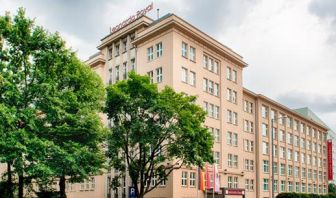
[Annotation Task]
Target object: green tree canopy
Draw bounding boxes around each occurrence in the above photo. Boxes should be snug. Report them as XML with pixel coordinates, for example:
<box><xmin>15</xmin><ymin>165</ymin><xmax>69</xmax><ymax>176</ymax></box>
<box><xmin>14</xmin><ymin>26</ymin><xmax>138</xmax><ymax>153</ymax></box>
<box><xmin>105</xmin><ymin>72</ymin><xmax>214</xmax><ymax>198</ymax></box>
<box><xmin>0</xmin><ymin>8</ymin><xmax>106</xmax><ymax>198</ymax></box>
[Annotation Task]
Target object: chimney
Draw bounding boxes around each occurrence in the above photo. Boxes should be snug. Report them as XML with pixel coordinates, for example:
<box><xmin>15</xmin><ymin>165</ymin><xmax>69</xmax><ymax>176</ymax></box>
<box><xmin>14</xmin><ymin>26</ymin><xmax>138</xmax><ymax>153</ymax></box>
<box><xmin>157</xmin><ymin>8</ymin><xmax>160</xmax><ymax>19</ymax></box>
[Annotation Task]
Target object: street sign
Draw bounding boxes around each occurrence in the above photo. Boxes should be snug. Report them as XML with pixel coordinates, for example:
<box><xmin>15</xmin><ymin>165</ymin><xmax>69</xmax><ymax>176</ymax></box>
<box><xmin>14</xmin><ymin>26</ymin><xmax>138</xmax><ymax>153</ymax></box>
<box><xmin>129</xmin><ymin>186</ymin><xmax>137</xmax><ymax>198</ymax></box>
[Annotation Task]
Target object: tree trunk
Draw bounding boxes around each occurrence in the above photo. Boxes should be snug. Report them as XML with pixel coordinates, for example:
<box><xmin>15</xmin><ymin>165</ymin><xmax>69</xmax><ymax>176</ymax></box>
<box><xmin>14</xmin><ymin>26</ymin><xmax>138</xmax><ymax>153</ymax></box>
<box><xmin>59</xmin><ymin>176</ymin><xmax>67</xmax><ymax>198</ymax></box>
<box><xmin>7</xmin><ymin>162</ymin><xmax>13</xmax><ymax>198</ymax></box>
<box><xmin>18</xmin><ymin>175</ymin><xmax>24</xmax><ymax>198</ymax></box>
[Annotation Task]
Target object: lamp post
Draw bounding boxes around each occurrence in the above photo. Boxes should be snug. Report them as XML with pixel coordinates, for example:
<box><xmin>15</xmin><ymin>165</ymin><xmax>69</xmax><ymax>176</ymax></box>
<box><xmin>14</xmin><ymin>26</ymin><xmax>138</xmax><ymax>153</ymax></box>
<box><xmin>271</xmin><ymin>115</ymin><xmax>287</xmax><ymax>198</ymax></box>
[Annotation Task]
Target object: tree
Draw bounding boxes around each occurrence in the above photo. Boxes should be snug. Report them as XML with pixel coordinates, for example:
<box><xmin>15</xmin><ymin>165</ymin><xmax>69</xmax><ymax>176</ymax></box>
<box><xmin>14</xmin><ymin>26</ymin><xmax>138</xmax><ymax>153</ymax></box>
<box><xmin>329</xmin><ymin>183</ymin><xmax>336</xmax><ymax>194</ymax></box>
<box><xmin>105</xmin><ymin>72</ymin><xmax>214</xmax><ymax>198</ymax></box>
<box><xmin>0</xmin><ymin>8</ymin><xmax>106</xmax><ymax>198</ymax></box>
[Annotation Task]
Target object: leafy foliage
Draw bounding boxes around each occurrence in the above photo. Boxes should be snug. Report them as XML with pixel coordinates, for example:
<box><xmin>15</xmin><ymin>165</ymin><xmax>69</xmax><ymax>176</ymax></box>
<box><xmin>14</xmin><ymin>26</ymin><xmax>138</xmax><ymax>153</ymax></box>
<box><xmin>105</xmin><ymin>72</ymin><xmax>214</xmax><ymax>197</ymax></box>
<box><xmin>0</xmin><ymin>8</ymin><xmax>106</xmax><ymax>197</ymax></box>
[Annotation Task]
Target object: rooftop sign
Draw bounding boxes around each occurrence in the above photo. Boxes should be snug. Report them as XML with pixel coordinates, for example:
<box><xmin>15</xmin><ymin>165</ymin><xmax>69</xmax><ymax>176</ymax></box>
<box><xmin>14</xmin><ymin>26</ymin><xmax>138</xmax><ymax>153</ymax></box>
<box><xmin>109</xmin><ymin>3</ymin><xmax>154</xmax><ymax>34</ymax></box>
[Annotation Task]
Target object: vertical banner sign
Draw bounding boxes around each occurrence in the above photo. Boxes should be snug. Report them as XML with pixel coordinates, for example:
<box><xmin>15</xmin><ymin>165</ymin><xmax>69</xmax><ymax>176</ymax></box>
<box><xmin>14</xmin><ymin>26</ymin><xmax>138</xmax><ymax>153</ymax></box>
<box><xmin>328</xmin><ymin>139</ymin><xmax>333</xmax><ymax>180</ymax></box>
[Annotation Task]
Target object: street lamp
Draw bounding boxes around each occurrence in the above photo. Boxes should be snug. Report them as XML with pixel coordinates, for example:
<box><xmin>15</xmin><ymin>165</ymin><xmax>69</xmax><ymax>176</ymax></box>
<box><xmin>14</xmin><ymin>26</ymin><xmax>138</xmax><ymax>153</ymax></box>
<box><xmin>271</xmin><ymin>115</ymin><xmax>287</xmax><ymax>198</ymax></box>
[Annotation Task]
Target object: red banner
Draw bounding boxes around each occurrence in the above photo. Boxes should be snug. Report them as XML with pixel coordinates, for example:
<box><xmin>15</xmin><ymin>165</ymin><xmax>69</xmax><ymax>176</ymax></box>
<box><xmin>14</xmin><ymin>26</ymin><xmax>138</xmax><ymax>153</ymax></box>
<box><xmin>328</xmin><ymin>140</ymin><xmax>333</xmax><ymax>180</ymax></box>
<box><xmin>226</xmin><ymin>189</ymin><xmax>244</xmax><ymax>195</ymax></box>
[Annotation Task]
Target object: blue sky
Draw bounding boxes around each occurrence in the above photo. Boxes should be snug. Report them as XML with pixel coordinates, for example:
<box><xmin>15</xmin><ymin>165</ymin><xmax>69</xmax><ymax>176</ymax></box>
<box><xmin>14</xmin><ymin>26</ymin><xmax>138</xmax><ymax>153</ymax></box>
<box><xmin>1</xmin><ymin>0</ymin><xmax>336</xmax><ymax>131</ymax></box>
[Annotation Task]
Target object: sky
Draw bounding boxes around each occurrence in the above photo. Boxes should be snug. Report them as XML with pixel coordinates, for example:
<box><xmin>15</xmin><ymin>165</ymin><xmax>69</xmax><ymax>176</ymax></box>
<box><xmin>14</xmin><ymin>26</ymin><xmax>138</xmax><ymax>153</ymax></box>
<box><xmin>1</xmin><ymin>0</ymin><xmax>336</xmax><ymax>131</ymax></box>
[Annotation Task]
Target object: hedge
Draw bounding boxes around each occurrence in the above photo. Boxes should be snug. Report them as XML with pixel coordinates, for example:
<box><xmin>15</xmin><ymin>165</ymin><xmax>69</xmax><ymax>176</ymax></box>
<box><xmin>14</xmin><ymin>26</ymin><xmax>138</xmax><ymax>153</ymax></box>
<box><xmin>276</xmin><ymin>193</ymin><xmax>336</xmax><ymax>198</ymax></box>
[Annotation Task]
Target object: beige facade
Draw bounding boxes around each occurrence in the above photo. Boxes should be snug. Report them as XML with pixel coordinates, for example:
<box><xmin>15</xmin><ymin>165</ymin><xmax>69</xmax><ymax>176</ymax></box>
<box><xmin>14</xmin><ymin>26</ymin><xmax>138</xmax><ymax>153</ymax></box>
<box><xmin>0</xmin><ymin>13</ymin><xmax>322</xmax><ymax>198</ymax></box>
<box><xmin>74</xmin><ymin>13</ymin><xmax>329</xmax><ymax>198</ymax></box>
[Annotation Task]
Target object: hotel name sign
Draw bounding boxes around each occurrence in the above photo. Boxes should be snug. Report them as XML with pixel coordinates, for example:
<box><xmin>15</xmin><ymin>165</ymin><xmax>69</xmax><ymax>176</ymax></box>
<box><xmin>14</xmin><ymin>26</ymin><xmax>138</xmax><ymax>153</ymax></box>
<box><xmin>110</xmin><ymin>3</ymin><xmax>154</xmax><ymax>34</ymax></box>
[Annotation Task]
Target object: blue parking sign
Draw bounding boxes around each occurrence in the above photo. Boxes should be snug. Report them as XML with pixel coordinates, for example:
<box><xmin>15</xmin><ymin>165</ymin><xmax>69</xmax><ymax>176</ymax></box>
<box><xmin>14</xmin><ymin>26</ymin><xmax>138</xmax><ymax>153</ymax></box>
<box><xmin>129</xmin><ymin>186</ymin><xmax>137</xmax><ymax>198</ymax></box>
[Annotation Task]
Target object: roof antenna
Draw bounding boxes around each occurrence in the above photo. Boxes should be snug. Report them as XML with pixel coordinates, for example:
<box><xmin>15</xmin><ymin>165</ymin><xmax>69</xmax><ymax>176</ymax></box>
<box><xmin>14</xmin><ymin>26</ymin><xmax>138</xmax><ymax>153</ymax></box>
<box><xmin>157</xmin><ymin>8</ymin><xmax>160</xmax><ymax>19</ymax></box>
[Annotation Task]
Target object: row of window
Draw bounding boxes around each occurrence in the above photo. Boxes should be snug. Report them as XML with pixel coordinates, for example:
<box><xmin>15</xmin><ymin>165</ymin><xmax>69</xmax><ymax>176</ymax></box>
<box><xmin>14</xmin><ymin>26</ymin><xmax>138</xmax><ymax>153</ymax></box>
<box><xmin>244</xmin><ymin>120</ymin><xmax>254</xmax><ymax>133</ymax></box>
<box><xmin>203</xmin><ymin>102</ymin><xmax>220</xmax><ymax>119</ymax></box>
<box><xmin>107</xmin><ymin>33</ymin><xmax>135</xmax><ymax>59</ymax></box>
<box><xmin>227</xmin><ymin>110</ymin><xmax>238</xmax><ymax>125</ymax></box>
<box><xmin>264</xmin><ymin>162</ymin><xmax>327</xmax><ymax>181</ymax></box>
<box><xmin>147</xmin><ymin>42</ymin><xmax>163</xmax><ymax>61</ymax></box>
<box><xmin>243</xmin><ymin>100</ymin><xmax>253</xmax><ymax>114</ymax></box>
<box><xmin>108</xmin><ymin>59</ymin><xmax>136</xmax><ymax>84</ymax></box>
<box><xmin>226</xmin><ymin>88</ymin><xmax>237</xmax><ymax>103</ymax></box>
<box><xmin>261</xmin><ymin>106</ymin><xmax>327</xmax><ymax>141</ymax></box>
<box><xmin>181</xmin><ymin>171</ymin><xmax>196</xmax><ymax>187</ymax></box>
<box><xmin>263</xmin><ymin>179</ymin><xmax>327</xmax><ymax>194</ymax></box>
<box><xmin>262</xmin><ymin>142</ymin><xmax>325</xmax><ymax>166</ymax></box>
<box><xmin>203</xmin><ymin>78</ymin><xmax>219</xmax><ymax>96</ymax></box>
<box><xmin>147</xmin><ymin>67</ymin><xmax>163</xmax><ymax>84</ymax></box>
<box><xmin>203</xmin><ymin>54</ymin><xmax>219</xmax><ymax>74</ymax></box>
<box><xmin>182</xmin><ymin>42</ymin><xmax>196</xmax><ymax>62</ymax></box>
<box><xmin>226</xmin><ymin>67</ymin><xmax>237</xmax><ymax>82</ymax></box>
<box><xmin>181</xmin><ymin>67</ymin><xmax>196</xmax><ymax>86</ymax></box>
<box><xmin>262</xmin><ymin>124</ymin><xmax>326</xmax><ymax>153</ymax></box>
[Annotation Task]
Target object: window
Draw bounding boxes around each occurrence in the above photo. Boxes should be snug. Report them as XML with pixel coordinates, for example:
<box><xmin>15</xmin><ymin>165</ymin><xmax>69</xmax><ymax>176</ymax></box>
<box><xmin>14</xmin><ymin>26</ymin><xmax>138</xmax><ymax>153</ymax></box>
<box><xmin>80</xmin><ymin>177</ymin><xmax>95</xmax><ymax>191</ymax></box>
<box><xmin>263</xmin><ymin>160</ymin><xmax>269</xmax><ymax>173</ymax></box>
<box><xmin>244</xmin><ymin>139</ymin><xmax>254</xmax><ymax>152</ymax></box>
<box><xmin>302</xmin><ymin>183</ymin><xmax>306</xmax><ymax>192</ymax></box>
<box><xmin>262</xmin><ymin>123</ymin><xmax>268</xmax><ymax>137</ymax></box>
<box><xmin>147</xmin><ymin>71</ymin><xmax>153</xmax><ymax>84</ymax></box>
<box><xmin>108</xmin><ymin>45</ymin><xmax>113</xmax><ymax>59</ymax></box>
<box><xmin>189</xmin><ymin>71</ymin><xmax>196</xmax><ymax>86</ymax></box>
<box><xmin>108</xmin><ymin>68</ymin><xmax>113</xmax><ymax>84</ymax></box>
<box><xmin>226</xmin><ymin>67</ymin><xmax>231</xmax><ymax>80</ymax></box>
<box><xmin>181</xmin><ymin>171</ymin><xmax>188</xmax><ymax>186</ymax></box>
<box><xmin>131</xmin><ymin>58</ymin><xmax>135</xmax><ymax>71</ymax></box>
<box><xmin>280</xmin><ymin>164</ymin><xmax>285</xmax><ymax>175</ymax></box>
<box><xmin>263</xmin><ymin>179</ymin><xmax>269</xmax><ymax>191</ymax></box>
<box><xmin>181</xmin><ymin>67</ymin><xmax>188</xmax><ymax>83</ymax></box>
<box><xmin>288</xmin><ymin>165</ymin><xmax>293</xmax><ymax>176</ymax></box>
<box><xmin>280</xmin><ymin>146</ymin><xmax>285</xmax><ymax>159</ymax></box>
<box><xmin>271</xmin><ymin>109</ymin><xmax>276</xmax><ymax>120</ymax></box>
<box><xmin>262</xmin><ymin>105</ymin><xmax>268</xmax><ymax>118</ymax></box>
<box><xmin>280</xmin><ymin>181</ymin><xmax>285</xmax><ymax>192</ymax></box>
<box><xmin>232</xmin><ymin>70</ymin><xmax>237</xmax><ymax>82</ymax></box>
<box><xmin>189</xmin><ymin>172</ymin><xmax>196</xmax><ymax>187</ymax></box>
<box><xmin>122</xmin><ymin>38</ymin><xmax>127</xmax><ymax>53</ymax></box>
<box><xmin>273</xmin><ymin>162</ymin><xmax>278</xmax><ymax>174</ymax></box>
<box><xmin>208</xmin><ymin>80</ymin><xmax>214</xmax><ymax>94</ymax></box>
<box><xmin>213</xmin><ymin>128</ymin><xmax>220</xmax><ymax>142</ymax></box>
<box><xmin>156</xmin><ymin>42</ymin><xmax>163</xmax><ymax>57</ymax></box>
<box><xmin>228</xmin><ymin>176</ymin><xmax>233</xmax><ymax>188</ymax></box>
<box><xmin>203</xmin><ymin>55</ymin><xmax>208</xmax><ymax>68</ymax></box>
<box><xmin>273</xmin><ymin>145</ymin><xmax>278</xmax><ymax>157</ymax></box>
<box><xmin>287</xmin><ymin>149</ymin><xmax>292</xmax><ymax>161</ymax></box>
<box><xmin>214</xmin><ymin>61</ymin><xmax>219</xmax><ymax>74</ymax></box>
<box><xmin>147</xmin><ymin>46</ymin><xmax>153</xmax><ymax>61</ymax></box>
<box><xmin>243</xmin><ymin>101</ymin><xmax>253</xmax><ymax>113</ymax></box>
<box><xmin>294</xmin><ymin>166</ymin><xmax>299</xmax><ymax>177</ymax></box>
<box><xmin>245</xmin><ymin>159</ymin><xmax>254</xmax><ymax>171</ymax></box>
<box><xmin>214</xmin><ymin>151</ymin><xmax>220</xmax><ymax>165</ymax></box>
<box><xmin>233</xmin><ymin>112</ymin><xmax>238</xmax><ymax>125</ymax></box>
<box><xmin>156</xmin><ymin>67</ymin><xmax>162</xmax><ymax>83</ymax></box>
<box><xmin>288</xmin><ymin>181</ymin><xmax>293</xmax><ymax>192</ymax></box>
<box><xmin>232</xmin><ymin>90</ymin><xmax>237</xmax><ymax>103</ymax></box>
<box><xmin>190</xmin><ymin>46</ymin><xmax>196</xmax><ymax>61</ymax></box>
<box><xmin>182</xmin><ymin>42</ymin><xmax>188</xmax><ymax>57</ymax></box>
<box><xmin>227</xmin><ymin>110</ymin><xmax>232</xmax><ymax>123</ymax></box>
<box><xmin>214</xmin><ymin>83</ymin><xmax>219</xmax><ymax>96</ymax></box>
<box><xmin>115</xmin><ymin>43</ymin><xmax>120</xmax><ymax>57</ymax></box>
<box><xmin>228</xmin><ymin>154</ymin><xmax>238</xmax><ymax>168</ymax></box>
<box><xmin>274</xmin><ymin>180</ymin><xmax>278</xmax><ymax>192</ymax></box>
<box><xmin>262</xmin><ymin>142</ymin><xmax>269</xmax><ymax>155</ymax></box>
<box><xmin>279</xmin><ymin>130</ymin><xmax>285</xmax><ymax>142</ymax></box>
<box><xmin>115</xmin><ymin>65</ymin><xmax>120</xmax><ymax>81</ymax></box>
<box><xmin>122</xmin><ymin>62</ymin><xmax>127</xmax><ymax>79</ymax></box>
<box><xmin>233</xmin><ymin>177</ymin><xmax>238</xmax><ymax>188</ymax></box>
<box><xmin>227</xmin><ymin>132</ymin><xmax>238</xmax><ymax>146</ymax></box>
<box><xmin>214</xmin><ymin>106</ymin><xmax>219</xmax><ymax>119</ymax></box>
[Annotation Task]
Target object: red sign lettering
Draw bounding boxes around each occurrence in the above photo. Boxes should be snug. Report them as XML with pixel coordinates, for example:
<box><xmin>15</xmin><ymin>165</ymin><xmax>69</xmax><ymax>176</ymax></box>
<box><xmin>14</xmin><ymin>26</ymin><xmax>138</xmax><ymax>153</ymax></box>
<box><xmin>110</xmin><ymin>3</ymin><xmax>153</xmax><ymax>34</ymax></box>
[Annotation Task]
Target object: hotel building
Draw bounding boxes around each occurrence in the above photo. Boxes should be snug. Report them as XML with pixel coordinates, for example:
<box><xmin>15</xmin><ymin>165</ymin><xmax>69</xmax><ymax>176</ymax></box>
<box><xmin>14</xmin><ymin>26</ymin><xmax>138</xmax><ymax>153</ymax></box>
<box><xmin>65</xmin><ymin>12</ymin><xmax>329</xmax><ymax>198</ymax></box>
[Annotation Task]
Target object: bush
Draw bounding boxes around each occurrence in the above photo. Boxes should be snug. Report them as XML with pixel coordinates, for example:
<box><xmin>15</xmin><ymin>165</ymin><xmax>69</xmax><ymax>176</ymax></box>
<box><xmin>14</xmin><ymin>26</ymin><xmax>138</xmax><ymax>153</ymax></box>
<box><xmin>276</xmin><ymin>193</ymin><xmax>332</xmax><ymax>198</ymax></box>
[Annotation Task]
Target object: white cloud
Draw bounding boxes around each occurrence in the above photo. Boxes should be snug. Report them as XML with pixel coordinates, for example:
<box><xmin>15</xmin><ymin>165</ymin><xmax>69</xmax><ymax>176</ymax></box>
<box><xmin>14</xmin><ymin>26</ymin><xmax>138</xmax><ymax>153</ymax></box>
<box><xmin>1</xmin><ymin>0</ymin><xmax>336</xmax><ymax>130</ymax></box>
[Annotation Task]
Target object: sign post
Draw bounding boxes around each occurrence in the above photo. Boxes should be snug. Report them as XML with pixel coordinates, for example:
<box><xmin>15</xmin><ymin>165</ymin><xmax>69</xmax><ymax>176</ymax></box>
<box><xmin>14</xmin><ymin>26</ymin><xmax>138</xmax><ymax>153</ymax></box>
<box><xmin>129</xmin><ymin>186</ymin><xmax>137</xmax><ymax>198</ymax></box>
